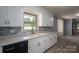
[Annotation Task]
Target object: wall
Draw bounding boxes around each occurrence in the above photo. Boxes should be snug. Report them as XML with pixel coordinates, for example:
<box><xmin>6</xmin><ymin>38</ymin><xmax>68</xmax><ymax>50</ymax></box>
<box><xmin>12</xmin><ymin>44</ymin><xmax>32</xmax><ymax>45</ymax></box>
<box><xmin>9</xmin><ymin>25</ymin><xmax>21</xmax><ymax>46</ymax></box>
<box><xmin>0</xmin><ymin>27</ymin><xmax>21</xmax><ymax>35</ymax></box>
<box><xmin>57</xmin><ymin>19</ymin><xmax>64</xmax><ymax>36</ymax></box>
<box><xmin>64</xmin><ymin>19</ymin><xmax>72</xmax><ymax>35</ymax></box>
<box><xmin>24</xmin><ymin>6</ymin><xmax>53</xmax><ymax>26</ymax></box>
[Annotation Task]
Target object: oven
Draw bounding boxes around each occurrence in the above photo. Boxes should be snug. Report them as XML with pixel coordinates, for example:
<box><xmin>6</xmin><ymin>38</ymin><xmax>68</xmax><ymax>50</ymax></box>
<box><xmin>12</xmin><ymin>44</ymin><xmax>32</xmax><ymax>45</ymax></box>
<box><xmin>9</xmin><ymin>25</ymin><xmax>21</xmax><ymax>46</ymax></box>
<box><xmin>3</xmin><ymin>40</ymin><xmax>28</xmax><ymax>53</ymax></box>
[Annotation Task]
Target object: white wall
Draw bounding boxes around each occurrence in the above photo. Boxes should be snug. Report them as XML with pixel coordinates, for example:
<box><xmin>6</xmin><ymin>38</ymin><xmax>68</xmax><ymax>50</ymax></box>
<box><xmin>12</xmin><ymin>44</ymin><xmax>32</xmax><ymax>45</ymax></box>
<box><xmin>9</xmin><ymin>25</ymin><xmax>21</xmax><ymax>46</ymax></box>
<box><xmin>24</xmin><ymin>6</ymin><xmax>53</xmax><ymax>26</ymax></box>
<box><xmin>57</xmin><ymin>19</ymin><xmax>64</xmax><ymax>36</ymax></box>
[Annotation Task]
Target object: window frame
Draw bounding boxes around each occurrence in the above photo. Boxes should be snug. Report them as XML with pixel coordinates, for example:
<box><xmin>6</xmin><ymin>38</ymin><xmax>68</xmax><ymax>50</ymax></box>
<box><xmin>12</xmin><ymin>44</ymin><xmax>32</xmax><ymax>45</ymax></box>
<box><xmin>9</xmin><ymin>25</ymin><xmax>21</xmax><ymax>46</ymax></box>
<box><xmin>23</xmin><ymin>12</ymin><xmax>38</xmax><ymax>31</ymax></box>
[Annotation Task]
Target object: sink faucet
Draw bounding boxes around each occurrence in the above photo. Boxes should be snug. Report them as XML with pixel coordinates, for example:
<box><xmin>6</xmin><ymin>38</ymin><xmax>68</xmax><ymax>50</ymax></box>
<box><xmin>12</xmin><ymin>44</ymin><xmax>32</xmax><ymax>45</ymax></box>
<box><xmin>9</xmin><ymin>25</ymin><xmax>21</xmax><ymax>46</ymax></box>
<box><xmin>32</xmin><ymin>27</ymin><xmax>34</xmax><ymax>34</ymax></box>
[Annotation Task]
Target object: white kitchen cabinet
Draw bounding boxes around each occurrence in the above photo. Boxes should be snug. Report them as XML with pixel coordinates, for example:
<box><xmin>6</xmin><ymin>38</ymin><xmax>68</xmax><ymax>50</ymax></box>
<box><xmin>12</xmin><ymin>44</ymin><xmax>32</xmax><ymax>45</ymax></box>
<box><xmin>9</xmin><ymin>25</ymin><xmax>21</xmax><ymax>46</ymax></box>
<box><xmin>45</xmin><ymin>34</ymin><xmax>56</xmax><ymax>50</ymax></box>
<box><xmin>48</xmin><ymin>35</ymin><xmax>53</xmax><ymax>48</ymax></box>
<box><xmin>7</xmin><ymin>6</ymin><xmax>23</xmax><ymax>26</ymax></box>
<box><xmin>28</xmin><ymin>33</ymin><xmax>57</xmax><ymax>53</ymax></box>
<box><xmin>49</xmin><ymin>34</ymin><xmax>57</xmax><ymax>46</ymax></box>
<box><xmin>38</xmin><ymin>16</ymin><xmax>54</xmax><ymax>26</ymax></box>
<box><xmin>28</xmin><ymin>38</ymin><xmax>43</xmax><ymax>53</ymax></box>
<box><xmin>0</xmin><ymin>6</ymin><xmax>23</xmax><ymax>27</ymax></box>
<box><xmin>39</xmin><ymin>12</ymin><xmax>54</xmax><ymax>26</ymax></box>
<box><xmin>44</xmin><ymin>36</ymin><xmax>50</xmax><ymax>50</ymax></box>
<box><xmin>40</xmin><ymin>36</ymin><xmax>48</xmax><ymax>52</ymax></box>
<box><xmin>37</xmin><ymin>9</ymin><xmax>54</xmax><ymax>26</ymax></box>
<box><xmin>0</xmin><ymin>47</ymin><xmax>2</xmax><ymax>53</ymax></box>
<box><xmin>53</xmin><ymin>34</ymin><xmax>57</xmax><ymax>44</ymax></box>
<box><xmin>28</xmin><ymin>36</ymin><xmax>48</xmax><ymax>53</ymax></box>
<box><xmin>7</xmin><ymin>7</ymin><xmax>18</xmax><ymax>26</ymax></box>
<box><xmin>17</xmin><ymin>7</ymin><xmax>23</xmax><ymax>26</ymax></box>
<box><xmin>42</xmin><ymin>16</ymin><xmax>54</xmax><ymax>26</ymax></box>
<box><xmin>0</xmin><ymin>7</ymin><xmax>8</xmax><ymax>27</ymax></box>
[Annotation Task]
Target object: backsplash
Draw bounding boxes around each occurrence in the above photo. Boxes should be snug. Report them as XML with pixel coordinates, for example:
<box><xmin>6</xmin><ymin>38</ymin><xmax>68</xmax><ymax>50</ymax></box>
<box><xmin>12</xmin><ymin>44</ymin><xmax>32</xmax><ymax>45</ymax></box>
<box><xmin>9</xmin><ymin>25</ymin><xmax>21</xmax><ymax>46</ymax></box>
<box><xmin>39</xmin><ymin>26</ymin><xmax>53</xmax><ymax>32</ymax></box>
<box><xmin>0</xmin><ymin>26</ymin><xmax>54</xmax><ymax>36</ymax></box>
<box><xmin>0</xmin><ymin>27</ymin><xmax>21</xmax><ymax>35</ymax></box>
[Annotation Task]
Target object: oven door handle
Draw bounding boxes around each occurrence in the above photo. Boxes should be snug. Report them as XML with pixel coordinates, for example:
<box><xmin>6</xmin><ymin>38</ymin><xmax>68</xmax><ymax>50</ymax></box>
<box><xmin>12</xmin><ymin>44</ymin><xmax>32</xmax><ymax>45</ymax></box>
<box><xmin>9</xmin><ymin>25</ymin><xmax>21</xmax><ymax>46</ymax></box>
<box><xmin>5</xmin><ymin>47</ymin><xmax>15</xmax><ymax>51</ymax></box>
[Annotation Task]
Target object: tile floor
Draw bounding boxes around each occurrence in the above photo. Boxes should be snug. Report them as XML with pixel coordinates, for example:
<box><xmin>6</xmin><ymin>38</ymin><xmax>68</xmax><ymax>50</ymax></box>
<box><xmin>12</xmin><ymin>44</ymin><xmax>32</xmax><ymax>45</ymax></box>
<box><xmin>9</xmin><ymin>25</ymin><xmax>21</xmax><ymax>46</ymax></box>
<box><xmin>45</xmin><ymin>35</ymin><xmax>79</xmax><ymax>53</ymax></box>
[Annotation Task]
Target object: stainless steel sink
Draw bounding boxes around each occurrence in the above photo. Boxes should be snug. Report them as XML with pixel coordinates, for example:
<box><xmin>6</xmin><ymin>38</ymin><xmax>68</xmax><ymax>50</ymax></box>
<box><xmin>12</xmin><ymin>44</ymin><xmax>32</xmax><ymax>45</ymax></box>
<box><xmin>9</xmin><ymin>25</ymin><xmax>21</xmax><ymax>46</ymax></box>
<box><xmin>14</xmin><ymin>32</ymin><xmax>48</xmax><ymax>39</ymax></box>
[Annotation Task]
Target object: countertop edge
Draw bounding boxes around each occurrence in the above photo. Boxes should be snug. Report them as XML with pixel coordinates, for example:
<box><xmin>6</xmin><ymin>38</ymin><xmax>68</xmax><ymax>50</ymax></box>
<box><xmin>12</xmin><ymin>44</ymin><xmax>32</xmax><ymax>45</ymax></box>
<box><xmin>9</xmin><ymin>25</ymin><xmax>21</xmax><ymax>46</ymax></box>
<box><xmin>0</xmin><ymin>32</ymin><xmax>57</xmax><ymax>47</ymax></box>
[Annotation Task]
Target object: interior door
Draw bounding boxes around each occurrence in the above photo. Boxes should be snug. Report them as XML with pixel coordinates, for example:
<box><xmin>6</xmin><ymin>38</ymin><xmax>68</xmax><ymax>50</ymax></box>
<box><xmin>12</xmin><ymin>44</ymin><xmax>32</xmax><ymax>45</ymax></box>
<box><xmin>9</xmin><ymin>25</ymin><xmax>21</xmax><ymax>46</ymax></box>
<box><xmin>64</xmin><ymin>20</ymin><xmax>72</xmax><ymax>35</ymax></box>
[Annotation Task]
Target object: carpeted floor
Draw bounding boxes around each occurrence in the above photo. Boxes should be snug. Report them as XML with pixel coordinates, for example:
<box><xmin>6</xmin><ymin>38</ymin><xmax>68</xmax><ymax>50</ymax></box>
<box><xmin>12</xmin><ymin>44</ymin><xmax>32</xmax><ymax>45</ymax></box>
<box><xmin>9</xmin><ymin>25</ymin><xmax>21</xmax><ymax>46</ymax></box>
<box><xmin>45</xmin><ymin>35</ymin><xmax>79</xmax><ymax>53</ymax></box>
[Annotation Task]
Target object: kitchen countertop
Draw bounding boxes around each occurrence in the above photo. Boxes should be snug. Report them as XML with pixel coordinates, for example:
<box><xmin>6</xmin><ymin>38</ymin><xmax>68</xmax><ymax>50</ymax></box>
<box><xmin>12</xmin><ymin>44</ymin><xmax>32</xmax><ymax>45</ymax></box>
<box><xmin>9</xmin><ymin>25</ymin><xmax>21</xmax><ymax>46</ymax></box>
<box><xmin>0</xmin><ymin>32</ymin><xmax>57</xmax><ymax>47</ymax></box>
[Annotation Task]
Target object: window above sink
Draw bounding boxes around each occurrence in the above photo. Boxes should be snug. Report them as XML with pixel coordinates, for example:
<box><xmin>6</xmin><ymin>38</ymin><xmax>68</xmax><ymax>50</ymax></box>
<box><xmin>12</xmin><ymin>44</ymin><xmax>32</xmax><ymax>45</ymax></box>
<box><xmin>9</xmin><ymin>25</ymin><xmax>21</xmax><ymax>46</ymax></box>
<box><xmin>23</xmin><ymin>12</ymin><xmax>37</xmax><ymax>31</ymax></box>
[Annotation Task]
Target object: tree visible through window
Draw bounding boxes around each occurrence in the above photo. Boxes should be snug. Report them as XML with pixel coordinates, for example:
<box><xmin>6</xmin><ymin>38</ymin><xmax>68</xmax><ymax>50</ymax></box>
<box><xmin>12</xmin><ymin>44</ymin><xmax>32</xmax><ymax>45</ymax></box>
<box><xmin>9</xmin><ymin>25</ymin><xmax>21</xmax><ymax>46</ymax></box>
<box><xmin>24</xmin><ymin>13</ymin><xmax>37</xmax><ymax>30</ymax></box>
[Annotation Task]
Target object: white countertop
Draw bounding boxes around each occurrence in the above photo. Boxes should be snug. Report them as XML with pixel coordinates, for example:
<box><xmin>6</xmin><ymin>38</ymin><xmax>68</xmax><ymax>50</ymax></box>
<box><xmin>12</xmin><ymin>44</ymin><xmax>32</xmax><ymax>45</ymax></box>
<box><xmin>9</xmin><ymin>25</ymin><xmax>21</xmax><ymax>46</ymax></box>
<box><xmin>0</xmin><ymin>32</ymin><xmax>55</xmax><ymax>46</ymax></box>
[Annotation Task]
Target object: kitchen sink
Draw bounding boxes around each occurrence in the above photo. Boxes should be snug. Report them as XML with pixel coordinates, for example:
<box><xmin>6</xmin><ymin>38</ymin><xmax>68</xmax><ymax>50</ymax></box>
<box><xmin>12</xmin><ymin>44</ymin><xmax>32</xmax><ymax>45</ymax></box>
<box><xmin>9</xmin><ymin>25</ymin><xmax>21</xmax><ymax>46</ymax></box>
<box><xmin>27</xmin><ymin>33</ymin><xmax>47</xmax><ymax>38</ymax></box>
<box><xmin>13</xmin><ymin>32</ymin><xmax>48</xmax><ymax>39</ymax></box>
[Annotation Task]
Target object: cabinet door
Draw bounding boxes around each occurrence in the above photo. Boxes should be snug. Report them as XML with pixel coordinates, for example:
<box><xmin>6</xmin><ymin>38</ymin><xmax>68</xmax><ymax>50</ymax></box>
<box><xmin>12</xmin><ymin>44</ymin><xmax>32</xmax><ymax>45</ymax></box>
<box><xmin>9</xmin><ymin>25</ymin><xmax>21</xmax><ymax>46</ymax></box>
<box><xmin>46</xmin><ymin>34</ymin><xmax>57</xmax><ymax>49</ymax></box>
<box><xmin>49</xmin><ymin>34</ymin><xmax>57</xmax><ymax>46</ymax></box>
<box><xmin>28</xmin><ymin>34</ymin><xmax>57</xmax><ymax>53</ymax></box>
<box><xmin>37</xmin><ymin>37</ymin><xmax>45</xmax><ymax>53</ymax></box>
<box><xmin>17</xmin><ymin>7</ymin><xmax>23</xmax><ymax>26</ymax></box>
<box><xmin>0</xmin><ymin>47</ymin><xmax>2</xmax><ymax>53</ymax></box>
<box><xmin>28</xmin><ymin>38</ymin><xmax>42</xmax><ymax>53</ymax></box>
<box><xmin>7</xmin><ymin>6</ymin><xmax>19</xmax><ymax>26</ymax></box>
<box><xmin>41</xmin><ymin>35</ymin><xmax>50</xmax><ymax>51</ymax></box>
<box><xmin>39</xmin><ymin>35</ymin><xmax>54</xmax><ymax>52</ymax></box>
<box><xmin>39</xmin><ymin>36</ymin><xmax>47</xmax><ymax>52</ymax></box>
<box><xmin>49</xmin><ymin>37</ymin><xmax>53</xmax><ymax>47</ymax></box>
<box><xmin>53</xmin><ymin>34</ymin><xmax>57</xmax><ymax>44</ymax></box>
<box><xmin>0</xmin><ymin>7</ymin><xmax>8</xmax><ymax>27</ymax></box>
<box><xmin>47</xmin><ymin>35</ymin><xmax>53</xmax><ymax>49</ymax></box>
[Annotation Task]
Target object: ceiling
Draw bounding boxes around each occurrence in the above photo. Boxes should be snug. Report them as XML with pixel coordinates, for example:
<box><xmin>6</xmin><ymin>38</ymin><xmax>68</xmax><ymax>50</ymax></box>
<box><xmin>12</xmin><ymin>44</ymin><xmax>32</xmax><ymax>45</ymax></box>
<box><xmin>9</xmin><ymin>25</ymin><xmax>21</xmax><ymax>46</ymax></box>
<box><xmin>43</xmin><ymin>6</ymin><xmax>79</xmax><ymax>18</ymax></box>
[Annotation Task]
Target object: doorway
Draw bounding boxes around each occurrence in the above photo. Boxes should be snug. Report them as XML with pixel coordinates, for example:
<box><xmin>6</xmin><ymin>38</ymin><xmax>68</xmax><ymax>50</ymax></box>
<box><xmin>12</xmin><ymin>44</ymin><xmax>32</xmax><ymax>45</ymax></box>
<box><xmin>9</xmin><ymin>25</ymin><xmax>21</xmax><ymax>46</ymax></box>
<box><xmin>64</xmin><ymin>20</ymin><xmax>72</xmax><ymax>35</ymax></box>
<box><xmin>72</xmin><ymin>19</ymin><xmax>79</xmax><ymax>35</ymax></box>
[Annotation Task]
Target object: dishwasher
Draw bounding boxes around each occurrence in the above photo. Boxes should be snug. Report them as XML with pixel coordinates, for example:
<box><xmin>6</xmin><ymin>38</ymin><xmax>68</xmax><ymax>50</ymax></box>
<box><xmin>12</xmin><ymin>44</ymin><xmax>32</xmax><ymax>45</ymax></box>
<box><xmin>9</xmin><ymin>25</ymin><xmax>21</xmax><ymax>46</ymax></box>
<box><xmin>3</xmin><ymin>40</ymin><xmax>28</xmax><ymax>53</ymax></box>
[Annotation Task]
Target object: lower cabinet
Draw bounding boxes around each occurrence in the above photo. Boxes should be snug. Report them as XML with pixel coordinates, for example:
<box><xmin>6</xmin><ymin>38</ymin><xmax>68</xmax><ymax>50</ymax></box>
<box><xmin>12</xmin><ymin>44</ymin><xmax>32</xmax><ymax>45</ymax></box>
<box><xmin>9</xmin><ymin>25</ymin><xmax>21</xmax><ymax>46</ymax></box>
<box><xmin>28</xmin><ymin>33</ymin><xmax>57</xmax><ymax>53</ymax></box>
<box><xmin>0</xmin><ymin>47</ymin><xmax>2</xmax><ymax>53</ymax></box>
<box><xmin>28</xmin><ymin>37</ymin><xmax>46</xmax><ymax>53</ymax></box>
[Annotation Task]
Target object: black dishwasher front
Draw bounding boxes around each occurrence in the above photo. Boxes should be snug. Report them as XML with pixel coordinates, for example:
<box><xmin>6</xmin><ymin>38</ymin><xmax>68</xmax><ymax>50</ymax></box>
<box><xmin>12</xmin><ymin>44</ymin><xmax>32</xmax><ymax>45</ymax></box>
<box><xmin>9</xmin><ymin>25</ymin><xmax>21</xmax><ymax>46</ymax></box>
<box><xmin>3</xmin><ymin>40</ymin><xmax>28</xmax><ymax>53</ymax></box>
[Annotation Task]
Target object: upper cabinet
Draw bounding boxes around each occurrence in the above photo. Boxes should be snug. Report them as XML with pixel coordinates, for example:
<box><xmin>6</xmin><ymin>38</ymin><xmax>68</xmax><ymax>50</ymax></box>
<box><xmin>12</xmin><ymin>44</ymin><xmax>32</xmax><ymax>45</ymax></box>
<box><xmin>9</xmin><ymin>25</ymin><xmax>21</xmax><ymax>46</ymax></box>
<box><xmin>0</xmin><ymin>7</ymin><xmax>8</xmax><ymax>26</ymax></box>
<box><xmin>0</xmin><ymin>6</ymin><xmax>23</xmax><ymax>27</ymax></box>
<box><xmin>38</xmin><ymin>13</ymin><xmax>54</xmax><ymax>26</ymax></box>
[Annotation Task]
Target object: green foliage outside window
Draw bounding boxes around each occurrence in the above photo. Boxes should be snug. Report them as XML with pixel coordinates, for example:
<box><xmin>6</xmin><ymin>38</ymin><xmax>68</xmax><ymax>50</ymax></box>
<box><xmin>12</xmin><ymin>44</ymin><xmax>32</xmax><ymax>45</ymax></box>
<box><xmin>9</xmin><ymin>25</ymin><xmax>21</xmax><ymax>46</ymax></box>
<box><xmin>24</xmin><ymin>14</ymin><xmax>37</xmax><ymax>30</ymax></box>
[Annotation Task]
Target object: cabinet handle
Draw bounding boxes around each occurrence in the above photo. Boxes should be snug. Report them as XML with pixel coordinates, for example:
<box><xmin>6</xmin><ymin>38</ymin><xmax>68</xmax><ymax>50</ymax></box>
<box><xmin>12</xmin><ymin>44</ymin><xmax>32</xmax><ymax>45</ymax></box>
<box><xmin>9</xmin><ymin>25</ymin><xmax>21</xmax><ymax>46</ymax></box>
<box><xmin>45</xmin><ymin>40</ymin><xmax>46</xmax><ymax>42</ymax></box>
<box><xmin>4</xmin><ymin>20</ymin><xmax>7</xmax><ymax>24</ymax></box>
<box><xmin>28</xmin><ymin>46</ymin><xmax>30</xmax><ymax>49</ymax></box>
<box><xmin>8</xmin><ymin>21</ymin><xmax>10</xmax><ymax>25</ymax></box>
<box><xmin>4</xmin><ymin>20</ymin><xmax>9</xmax><ymax>25</ymax></box>
<box><xmin>38</xmin><ymin>42</ymin><xmax>40</xmax><ymax>47</ymax></box>
<box><xmin>5</xmin><ymin>47</ymin><xmax>15</xmax><ymax>51</ymax></box>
